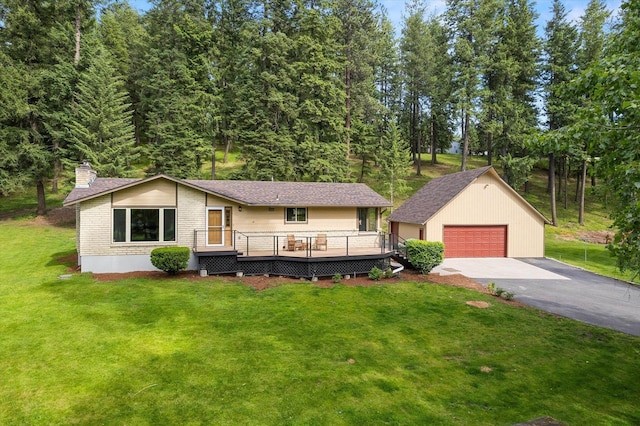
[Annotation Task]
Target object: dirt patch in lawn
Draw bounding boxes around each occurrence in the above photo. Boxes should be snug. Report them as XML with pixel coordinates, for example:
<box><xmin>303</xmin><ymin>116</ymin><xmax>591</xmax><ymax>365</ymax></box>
<box><xmin>34</xmin><ymin>207</ymin><xmax>76</xmax><ymax>227</ymax></box>
<box><xmin>554</xmin><ymin>230</ymin><xmax>614</xmax><ymax>245</ymax></box>
<box><xmin>466</xmin><ymin>301</ymin><xmax>491</xmax><ymax>309</ymax></box>
<box><xmin>3</xmin><ymin>206</ymin><xmax>76</xmax><ymax>227</ymax></box>
<box><xmin>577</xmin><ymin>230</ymin><xmax>613</xmax><ymax>245</ymax></box>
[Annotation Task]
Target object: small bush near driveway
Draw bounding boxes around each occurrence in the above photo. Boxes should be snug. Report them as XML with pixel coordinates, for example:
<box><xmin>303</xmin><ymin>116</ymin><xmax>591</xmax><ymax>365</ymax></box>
<box><xmin>406</xmin><ymin>240</ymin><xmax>444</xmax><ymax>274</ymax></box>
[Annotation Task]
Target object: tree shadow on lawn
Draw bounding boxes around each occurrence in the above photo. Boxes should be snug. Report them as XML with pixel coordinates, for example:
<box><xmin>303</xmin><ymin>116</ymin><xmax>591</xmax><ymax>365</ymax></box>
<box><xmin>48</xmin><ymin>249</ymin><xmax>79</xmax><ymax>270</ymax></box>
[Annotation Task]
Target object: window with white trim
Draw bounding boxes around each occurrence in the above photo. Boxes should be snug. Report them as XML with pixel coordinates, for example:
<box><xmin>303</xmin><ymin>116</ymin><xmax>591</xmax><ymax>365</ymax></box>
<box><xmin>113</xmin><ymin>208</ymin><xmax>176</xmax><ymax>243</ymax></box>
<box><xmin>285</xmin><ymin>207</ymin><xmax>307</xmax><ymax>223</ymax></box>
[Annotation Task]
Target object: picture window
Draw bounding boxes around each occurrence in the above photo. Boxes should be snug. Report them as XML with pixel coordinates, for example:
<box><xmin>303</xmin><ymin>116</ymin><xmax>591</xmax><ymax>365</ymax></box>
<box><xmin>113</xmin><ymin>208</ymin><xmax>176</xmax><ymax>243</ymax></box>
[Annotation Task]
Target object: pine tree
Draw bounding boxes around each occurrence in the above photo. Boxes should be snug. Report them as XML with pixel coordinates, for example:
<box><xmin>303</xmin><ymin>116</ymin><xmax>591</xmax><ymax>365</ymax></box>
<box><xmin>291</xmin><ymin>4</ymin><xmax>348</xmax><ymax>182</ymax></box>
<box><xmin>376</xmin><ymin>122</ymin><xmax>412</xmax><ymax>206</ymax></box>
<box><xmin>0</xmin><ymin>0</ymin><xmax>94</xmax><ymax>213</ymax></box>
<box><xmin>237</xmin><ymin>0</ymin><xmax>298</xmax><ymax>181</ymax></box>
<box><xmin>576</xmin><ymin>0</ymin><xmax>609</xmax><ymax>70</ymax></box>
<box><xmin>333</xmin><ymin>0</ymin><xmax>381</xmax><ymax>176</ymax></box>
<box><xmin>426</xmin><ymin>17</ymin><xmax>455</xmax><ymax>165</ymax></box>
<box><xmin>67</xmin><ymin>46</ymin><xmax>138</xmax><ymax>177</ymax></box>
<box><xmin>575</xmin><ymin>0</ymin><xmax>609</xmax><ymax>224</ymax></box>
<box><xmin>400</xmin><ymin>0</ymin><xmax>431</xmax><ymax>175</ymax></box>
<box><xmin>481</xmin><ymin>0</ymin><xmax>539</xmax><ymax>187</ymax></box>
<box><xmin>99</xmin><ymin>2</ymin><xmax>147</xmax><ymax>146</ymax></box>
<box><xmin>544</xmin><ymin>0</ymin><xmax>578</xmax><ymax>131</ymax></box>
<box><xmin>375</xmin><ymin>14</ymin><xmax>401</xmax><ymax>126</ymax></box>
<box><xmin>0</xmin><ymin>52</ymin><xmax>41</xmax><ymax>196</ymax></box>
<box><xmin>209</xmin><ymin>0</ymin><xmax>254</xmax><ymax>177</ymax></box>
<box><xmin>542</xmin><ymin>0</ymin><xmax>578</xmax><ymax>225</ymax></box>
<box><xmin>447</xmin><ymin>0</ymin><xmax>501</xmax><ymax>171</ymax></box>
<box><xmin>140</xmin><ymin>0</ymin><xmax>216</xmax><ymax>179</ymax></box>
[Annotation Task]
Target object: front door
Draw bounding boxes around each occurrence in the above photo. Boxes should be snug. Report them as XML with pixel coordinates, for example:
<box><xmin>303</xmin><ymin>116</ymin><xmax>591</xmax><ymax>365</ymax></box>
<box><xmin>207</xmin><ymin>208</ymin><xmax>224</xmax><ymax>246</ymax></box>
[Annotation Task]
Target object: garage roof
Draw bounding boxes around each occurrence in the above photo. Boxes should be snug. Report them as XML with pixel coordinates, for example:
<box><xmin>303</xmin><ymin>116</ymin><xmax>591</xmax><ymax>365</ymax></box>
<box><xmin>388</xmin><ymin>166</ymin><xmax>549</xmax><ymax>225</ymax></box>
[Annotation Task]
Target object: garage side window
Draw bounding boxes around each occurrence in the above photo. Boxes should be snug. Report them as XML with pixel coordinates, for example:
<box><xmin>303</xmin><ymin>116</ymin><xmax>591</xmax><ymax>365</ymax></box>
<box><xmin>113</xmin><ymin>208</ymin><xmax>176</xmax><ymax>243</ymax></box>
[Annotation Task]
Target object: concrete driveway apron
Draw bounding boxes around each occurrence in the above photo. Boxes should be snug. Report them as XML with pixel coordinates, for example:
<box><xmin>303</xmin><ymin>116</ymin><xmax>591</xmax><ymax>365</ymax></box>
<box><xmin>432</xmin><ymin>257</ymin><xmax>640</xmax><ymax>337</ymax></box>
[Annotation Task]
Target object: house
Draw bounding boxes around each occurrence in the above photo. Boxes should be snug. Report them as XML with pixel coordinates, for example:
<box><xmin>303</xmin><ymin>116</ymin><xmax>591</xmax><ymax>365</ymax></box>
<box><xmin>446</xmin><ymin>141</ymin><xmax>461</xmax><ymax>154</ymax></box>
<box><xmin>63</xmin><ymin>163</ymin><xmax>393</xmax><ymax>277</ymax></box>
<box><xmin>388</xmin><ymin>166</ymin><xmax>549</xmax><ymax>258</ymax></box>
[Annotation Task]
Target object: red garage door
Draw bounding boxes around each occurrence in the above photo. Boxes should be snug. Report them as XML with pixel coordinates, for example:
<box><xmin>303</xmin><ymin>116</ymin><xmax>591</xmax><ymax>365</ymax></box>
<box><xmin>443</xmin><ymin>226</ymin><xmax>507</xmax><ymax>258</ymax></box>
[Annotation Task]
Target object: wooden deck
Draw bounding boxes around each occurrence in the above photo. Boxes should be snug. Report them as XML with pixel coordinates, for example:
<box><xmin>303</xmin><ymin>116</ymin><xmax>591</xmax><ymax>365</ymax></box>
<box><xmin>194</xmin><ymin>246</ymin><xmax>391</xmax><ymax>258</ymax></box>
<box><xmin>195</xmin><ymin>244</ymin><xmax>394</xmax><ymax>278</ymax></box>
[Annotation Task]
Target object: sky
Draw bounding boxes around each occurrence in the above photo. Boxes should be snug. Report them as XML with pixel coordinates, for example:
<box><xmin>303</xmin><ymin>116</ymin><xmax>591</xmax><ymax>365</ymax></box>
<box><xmin>128</xmin><ymin>0</ymin><xmax>622</xmax><ymax>36</ymax></box>
<box><xmin>384</xmin><ymin>0</ymin><xmax>620</xmax><ymax>32</ymax></box>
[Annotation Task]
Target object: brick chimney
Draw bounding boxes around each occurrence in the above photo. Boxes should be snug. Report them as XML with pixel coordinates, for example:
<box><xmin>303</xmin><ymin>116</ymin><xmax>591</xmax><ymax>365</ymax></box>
<box><xmin>75</xmin><ymin>162</ymin><xmax>97</xmax><ymax>188</ymax></box>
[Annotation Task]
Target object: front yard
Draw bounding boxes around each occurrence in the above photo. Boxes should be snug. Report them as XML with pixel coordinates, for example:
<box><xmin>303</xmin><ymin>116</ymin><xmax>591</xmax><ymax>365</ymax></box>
<box><xmin>1</xmin><ymin>219</ymin><xmax>639</xmax><ymax>425</ymax></box>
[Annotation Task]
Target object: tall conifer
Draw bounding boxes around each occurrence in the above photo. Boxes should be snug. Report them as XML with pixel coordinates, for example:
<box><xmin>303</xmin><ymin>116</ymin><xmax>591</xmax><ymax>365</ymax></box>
<box><xmin>140</xmin><ymin>0</ymin><xmax>215</xmax><ymax>179</ymax></box>
<box><xmin>542</xmin><ymin>0</ymin><xmax>578</xmax><ymax>225</ymax></box>
<box><xmin>68</xmin><ymin>46</ymin><xmax>138</xmax><ymax>177</ymax></box>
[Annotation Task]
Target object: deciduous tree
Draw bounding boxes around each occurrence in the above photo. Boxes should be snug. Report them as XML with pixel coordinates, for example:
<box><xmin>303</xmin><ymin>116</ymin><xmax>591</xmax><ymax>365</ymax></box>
<box><xmin>567</xmin><ymin>0</ymin><xmax>638</xmax><ymax>274</ymax></box>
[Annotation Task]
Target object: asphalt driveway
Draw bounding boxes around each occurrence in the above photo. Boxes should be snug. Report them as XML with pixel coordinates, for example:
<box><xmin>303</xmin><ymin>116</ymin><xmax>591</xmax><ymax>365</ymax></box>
<box><xmin>432</xmin><ymin>257</ymin><xmax>640</xmax><ymax>337</ymax></box>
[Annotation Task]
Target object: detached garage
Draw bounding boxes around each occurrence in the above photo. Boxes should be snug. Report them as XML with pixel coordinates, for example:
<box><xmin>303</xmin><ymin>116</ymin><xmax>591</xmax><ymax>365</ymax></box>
<box><xmin>388</xmin><ymin>166</ymin><xmax>549</xmax><ymax>258</ymax></box>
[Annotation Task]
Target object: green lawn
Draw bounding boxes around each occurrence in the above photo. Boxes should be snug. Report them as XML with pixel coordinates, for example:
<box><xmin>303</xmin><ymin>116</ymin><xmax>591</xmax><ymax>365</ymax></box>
<box><xmin>1</xmin><ymin>220</ymin><xmax>639</xmax><ymax>425</ymax></box>
<box><xmin>545</xmin><ymin>232</ymin><xmax>640</xmax><ymax>283</ymax></box>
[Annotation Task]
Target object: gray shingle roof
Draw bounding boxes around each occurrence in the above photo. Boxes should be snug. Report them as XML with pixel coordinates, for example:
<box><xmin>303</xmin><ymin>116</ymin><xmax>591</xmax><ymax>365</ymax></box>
<box><xmin>387</xmin><ymin>166</ymin><xmax>493</xmax><ymax>225</ymax></box>
<box><xmin>63</xmin><ymin>177</ymin><xmax>142</xmax><ymax>205</ymax></box>
<box><xmin>186</xmin><ymin>180</ymin><xmax>391</xmax><ymax>207</ymax></box>
<box><xmin>63</xmin><ymin>175</ymin><xmax>391</xmax><ymax>207</ymax></box>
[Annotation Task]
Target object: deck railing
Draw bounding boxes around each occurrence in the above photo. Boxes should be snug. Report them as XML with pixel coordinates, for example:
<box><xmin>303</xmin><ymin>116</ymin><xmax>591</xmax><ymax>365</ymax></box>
<box><xmin>193</xmin><ymin>230</ymin><xmax>394</xmax><ymax>257</ymax></box>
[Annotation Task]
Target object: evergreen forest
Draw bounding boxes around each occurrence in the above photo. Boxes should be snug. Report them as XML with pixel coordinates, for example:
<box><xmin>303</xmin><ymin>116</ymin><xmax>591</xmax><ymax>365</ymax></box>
<box><xmin>1</xmin><ymin>0</ymin><xmax>640</xmax><ymax>273</ymax></box>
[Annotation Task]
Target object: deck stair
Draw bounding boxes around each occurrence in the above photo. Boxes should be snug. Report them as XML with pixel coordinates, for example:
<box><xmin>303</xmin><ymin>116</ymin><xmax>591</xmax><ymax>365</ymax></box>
<box><xmin>391</xmin><ymin>236</ymin><xmax>413</xmax><ymax>269</ymax></box>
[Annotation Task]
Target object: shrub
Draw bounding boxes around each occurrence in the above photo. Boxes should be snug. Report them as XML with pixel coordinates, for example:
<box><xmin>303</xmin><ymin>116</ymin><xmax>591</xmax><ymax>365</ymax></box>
<box><xmin>405</xmin><ymin>240</ymin><xmax>445</xmax><ymax>274</ymax></box>
<box><xmin>383</xmin><ymin>267</ymin><xmax>394</xmax><ymax>279</ymax></box>
<box><xmin>487</xmin><ymin>282</ymin><xmax>515</xmax><ymax>300</ymax></box>
<box><xmin>332</xmin><ymin>273</ymin><xmax>342</xmax><ymax>283</ymax></box>
<box><xmin>368</xmin><ymin>266</ymin><xmax>383</xmax><ymax>281</ymax></box>
<box><xmin>150</xmin><ymin>247</ymin><xmax>190</xmax><ymax>275</ymax></box>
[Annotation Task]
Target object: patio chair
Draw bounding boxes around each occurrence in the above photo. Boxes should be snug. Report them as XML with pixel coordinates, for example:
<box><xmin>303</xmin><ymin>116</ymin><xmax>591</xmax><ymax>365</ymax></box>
<box><xmin>287</xmin><ymin>234</ymin><xmax>303</xmax><ymax>251</ymax></box>
<box><xmin>313</xmin><ymin>234</ymin><xmax>327</xmax><ymax>251</ymax></box>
